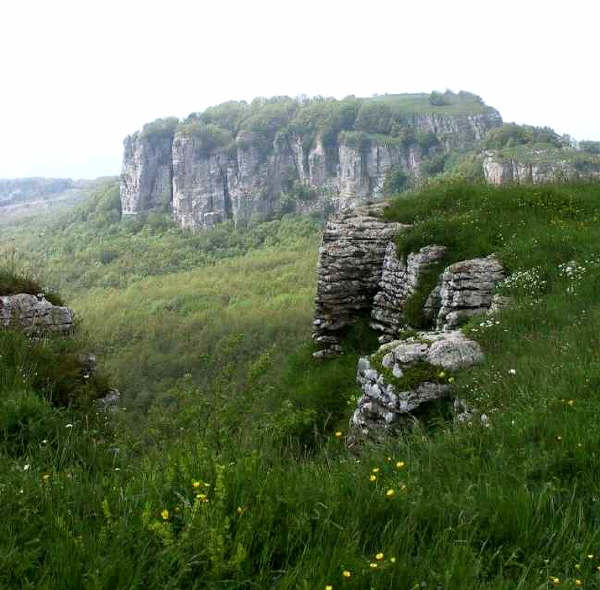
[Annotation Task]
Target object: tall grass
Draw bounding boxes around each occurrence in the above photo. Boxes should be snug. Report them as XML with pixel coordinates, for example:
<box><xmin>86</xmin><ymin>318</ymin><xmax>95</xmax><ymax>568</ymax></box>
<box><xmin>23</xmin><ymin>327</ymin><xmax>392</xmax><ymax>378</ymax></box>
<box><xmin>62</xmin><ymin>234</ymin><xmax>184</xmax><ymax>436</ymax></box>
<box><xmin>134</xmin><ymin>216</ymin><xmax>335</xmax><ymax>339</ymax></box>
<box><xmin>2</xmin><ymin>181</ymin><xmax>600</xmax><ymax>588</ymax></box>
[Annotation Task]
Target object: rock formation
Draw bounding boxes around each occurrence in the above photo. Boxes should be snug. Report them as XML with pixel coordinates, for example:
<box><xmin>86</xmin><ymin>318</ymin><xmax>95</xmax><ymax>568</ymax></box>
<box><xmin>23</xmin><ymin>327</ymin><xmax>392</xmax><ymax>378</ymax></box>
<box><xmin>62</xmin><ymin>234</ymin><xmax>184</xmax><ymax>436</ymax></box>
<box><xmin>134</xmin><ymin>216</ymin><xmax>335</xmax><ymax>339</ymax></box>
<box><xmin>120</xmin><ymin>95</ymin><xmax>502</xmax><ymax>230</ymax></box>
<box><xmin>436</xmin><ymin>256</ymin><xmax>505</xmax><ymax>329</ymax></box>
<box><xmin>351</xmin><ymin>331</ymin><xmax>484</xmax><ymax>439</ymax></box>
<box><xmin>120</xmin><ymin>123</ymin><xmax>176</xmax><ymax>215</ymax></box>
<box><xmin>483</xmin><ymin>151</ymin><xmax>600</xmax><ymax>184</ymax></box>
<box><xmin>311</xmin><ymin>204</ymin><xmax>407</xmax><ymax>358</ymax></box>
<box><xmin>371</xmin><ymin>243</ymin><xmax>447</xmax><ymax>340</ymax></box>
<box><xmin>0</xmin><ymin>294</ymin><xmax>74</xmax><ymax>336</ymax></box>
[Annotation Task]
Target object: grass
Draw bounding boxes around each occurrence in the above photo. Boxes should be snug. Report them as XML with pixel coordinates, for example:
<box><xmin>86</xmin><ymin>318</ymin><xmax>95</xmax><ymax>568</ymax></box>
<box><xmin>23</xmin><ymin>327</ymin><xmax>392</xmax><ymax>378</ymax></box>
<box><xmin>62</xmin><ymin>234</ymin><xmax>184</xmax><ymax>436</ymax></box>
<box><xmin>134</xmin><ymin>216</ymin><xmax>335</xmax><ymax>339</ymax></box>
<box><xmin>2</xmin><ymin>180</ymin><xmax>600</xmax><ymax>588</ymax></box>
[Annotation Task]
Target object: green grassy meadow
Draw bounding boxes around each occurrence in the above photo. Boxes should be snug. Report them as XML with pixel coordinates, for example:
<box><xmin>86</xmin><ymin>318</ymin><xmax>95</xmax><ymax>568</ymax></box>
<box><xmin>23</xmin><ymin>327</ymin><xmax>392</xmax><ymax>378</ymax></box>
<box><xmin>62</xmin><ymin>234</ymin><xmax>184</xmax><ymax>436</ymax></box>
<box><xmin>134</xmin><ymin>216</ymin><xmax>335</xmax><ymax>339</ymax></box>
<box><xmin>2</xmin><ymin>181</ymin><xmax>600</xmax><ymax>588</ymax></box>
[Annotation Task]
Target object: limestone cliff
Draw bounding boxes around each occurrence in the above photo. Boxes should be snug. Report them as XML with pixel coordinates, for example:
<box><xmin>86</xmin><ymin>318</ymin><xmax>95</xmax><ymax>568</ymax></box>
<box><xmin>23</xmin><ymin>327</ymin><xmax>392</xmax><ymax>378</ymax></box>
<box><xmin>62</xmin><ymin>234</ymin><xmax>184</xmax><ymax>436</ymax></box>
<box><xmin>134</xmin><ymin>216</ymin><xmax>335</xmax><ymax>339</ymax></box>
<box><xmin>120</xmin><ymin>93</ymin><xmax>503</xmax><ymax>229</ymax></box>
<box><xmin>483</xmin><ymin>150</ymin><xmax>600</xmax><ymax>184</ymax></box>
<box><xmin>120</xmin><ymin>119</ymin><xmax>177</xmax><ymax>214</ymax></box>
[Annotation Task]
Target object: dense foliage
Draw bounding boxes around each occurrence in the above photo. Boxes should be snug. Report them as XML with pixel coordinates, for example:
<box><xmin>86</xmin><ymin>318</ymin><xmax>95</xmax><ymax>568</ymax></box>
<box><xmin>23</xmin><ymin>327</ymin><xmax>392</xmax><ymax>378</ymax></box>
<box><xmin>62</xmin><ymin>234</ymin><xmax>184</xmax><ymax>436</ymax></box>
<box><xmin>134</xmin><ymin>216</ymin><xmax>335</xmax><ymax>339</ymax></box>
<box><xmin>3</xmin><ymin>181</ymin><xmax>600</xmax><ymax>588</ymax></box>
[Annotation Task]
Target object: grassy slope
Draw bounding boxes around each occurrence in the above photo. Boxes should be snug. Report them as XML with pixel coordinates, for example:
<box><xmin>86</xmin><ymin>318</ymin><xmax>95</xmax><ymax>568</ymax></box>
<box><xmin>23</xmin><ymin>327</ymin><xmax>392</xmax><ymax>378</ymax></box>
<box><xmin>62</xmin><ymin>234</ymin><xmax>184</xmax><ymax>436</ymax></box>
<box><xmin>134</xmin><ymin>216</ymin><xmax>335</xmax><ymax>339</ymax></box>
<box><xmin>2</xmin><ymin>182</ymin><xmax>600</xmax><ymax>588</ymax></box>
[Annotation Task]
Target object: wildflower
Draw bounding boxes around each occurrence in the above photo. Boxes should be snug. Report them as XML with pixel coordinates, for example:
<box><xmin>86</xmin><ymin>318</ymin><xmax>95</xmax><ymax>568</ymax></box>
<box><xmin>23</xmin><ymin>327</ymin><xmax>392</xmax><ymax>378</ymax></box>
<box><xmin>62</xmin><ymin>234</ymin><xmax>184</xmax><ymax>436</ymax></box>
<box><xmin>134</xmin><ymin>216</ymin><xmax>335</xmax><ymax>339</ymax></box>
<box><xmin>568</xmin><ymin>400</ymin><xmax>575</xmax><ymax>406</ymax></box>
<box><xmin>549</xmin><ymin>576</ymin><xmax>560</xmax><ymax>586</ymax></box>
<box><xmin>438</xmin><ymin>371</ymin><xmax>446</xmax><ymax>378</ymax></box>
<box><xmin>390</xmin><ymin>557</ymin><xmax>396</xmax><ymax>563</ymax></box>
<box><xmin>342</xmin><ymin>570</ymin><xmax>351</xmax><ymax>578</ymax></box>
<box><xmin>23</xmin><ymin>464</ymin><xmax>30</xmax><ymax>471</ymax></box>
<box><xmin>587</xmin><ymin>554</ymin><xmax>594</xmax><ymax>559</ymax></box>
<box><xmin>42</xmin><ymin>474</ymin><xmax>50</xmax><ymax>481</ymax></box>
<box><xmin>369</xmin><ymin>475</ymin><xmax>377</xmax><ymax>482</ymax></box>
<box><xmin>65</xmin><ymin>423</ymin><xmax>73</xmax><ymax>429</ymax></box>
<box><xmin>375</xmin><ymin>552</ymin><xmax>384</xmax><ymax>561</ymax></box>
<box><xmin>575</xmin><ymin>564</ymin><xmax>581</xmax><ymax>570</ymax></box>
<box><xmin>335</xmin><ymin>431</ymin><xmax>343</xmax><ymax>438</ymax></box>
<box><xmin>325</xmin><ymin>585</ymin><xmax>333</xmax><ymax>590</ymax></box>
<box><xmin>161</xmin><ymin>509</ymin><xmax>169</xmax><ymax>520</ymax></box>
<box><xmin>386</xmin><ymin>489</ymin><xmax>395</xmax><ymax>498</ymax></box>
<box><xmin>372</xmin><ymin>467</ymin><xmax>380</xmax><ymax>473</ymax></box>
<box><xmin>448</xmin><ymin>376</ymin><xmax>455</xmax><ymax>384</ymax></box>
<box><xmin>575</xmin><ymin>580</ymin><xmax>583</xmax><ymax>587</ymax></box>
<box><xmin>556</xmin><ymin>435</ymin><xmax>563</xmax><ymax>442</ymax></box>
<box><xmin>196</xmin><ymin>493</ymin><xmax>208</xmax><ymax>502</ymax></box>
<box><xmin>369</xmin><ymin>563</ymin><xmax>378</xmax><ymax>569</ymax></box>
<box><xmin>508</xmin><ymin>369</ymin><xmax>516</xmax><ymax>375</ymax></box>
<box><xmin>396</xmin><ymin>461</ymin><xmax>405</xmax><ymax>469</ymax></box>
<box><xmin>237</xmin><ymin>506</ymin><xmax>243</xmax><ymax>514</ymax></box>
<box><xmin>41</xmin><ymin>439</ymin><xmax>47</xmax><ymax>444</ymax></box>
<box><xmin>192</xmin><ymin>481</ymin><xmax>201</xmax><ymax>488</ymax></box>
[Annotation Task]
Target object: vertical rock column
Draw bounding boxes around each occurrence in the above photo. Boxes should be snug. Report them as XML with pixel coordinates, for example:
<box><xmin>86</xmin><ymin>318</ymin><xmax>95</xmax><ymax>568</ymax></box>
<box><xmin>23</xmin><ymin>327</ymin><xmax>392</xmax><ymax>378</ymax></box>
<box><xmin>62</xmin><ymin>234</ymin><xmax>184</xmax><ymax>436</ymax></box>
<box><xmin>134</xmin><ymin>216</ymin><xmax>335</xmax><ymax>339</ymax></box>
<box><xmin>371</xmin><ymin>243</ymin><xmax>447</xmax><ymax>341</ymax></box>
<box><xmin>312</xmin><ymin>204</ymin><xmax>407</xmax><ymax>358</ymax></box>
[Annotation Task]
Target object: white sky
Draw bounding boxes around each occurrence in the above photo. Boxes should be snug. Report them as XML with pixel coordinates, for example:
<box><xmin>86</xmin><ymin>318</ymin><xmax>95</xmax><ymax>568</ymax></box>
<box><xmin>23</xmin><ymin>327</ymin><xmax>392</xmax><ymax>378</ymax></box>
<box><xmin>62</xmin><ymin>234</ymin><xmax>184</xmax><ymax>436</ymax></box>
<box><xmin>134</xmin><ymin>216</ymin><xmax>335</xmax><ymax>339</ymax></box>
<box><xmin>1</xmin><ymin>0</ymin><xmax>599</xmax><ymax>179</ymax></box>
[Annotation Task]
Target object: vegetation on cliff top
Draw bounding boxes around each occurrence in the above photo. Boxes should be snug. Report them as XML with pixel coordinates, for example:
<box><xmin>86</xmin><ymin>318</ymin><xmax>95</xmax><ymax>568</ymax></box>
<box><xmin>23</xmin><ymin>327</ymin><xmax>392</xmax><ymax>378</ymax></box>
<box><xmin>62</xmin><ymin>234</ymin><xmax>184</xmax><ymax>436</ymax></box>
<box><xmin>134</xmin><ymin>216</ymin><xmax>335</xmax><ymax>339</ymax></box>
<box><xmin>2</xmin><ymin>180</ymin><xmax>600</xmax><ymax>588</ymax></box>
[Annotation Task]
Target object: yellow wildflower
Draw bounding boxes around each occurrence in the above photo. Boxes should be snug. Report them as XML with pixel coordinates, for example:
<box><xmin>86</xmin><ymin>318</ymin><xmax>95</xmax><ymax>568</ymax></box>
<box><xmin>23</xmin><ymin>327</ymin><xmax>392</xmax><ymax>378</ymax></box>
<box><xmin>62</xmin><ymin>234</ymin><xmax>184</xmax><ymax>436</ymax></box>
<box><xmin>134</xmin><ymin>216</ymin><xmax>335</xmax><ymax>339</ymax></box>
<box><xmin>390</xmin><ymin>557</ymin><xmax>396</xmax><ymax>563</ymax></box>
<box><xmin>325</xmin><ymin>585</ymin><xmax>333</xmax><ymax>590</ymax></box>
<box><xmin>42</xmin><ymin>474</ymin><xmax>50</xmax><ymax>481</ymax></box>
<box><xmin>161</xmin><ymin>509</ymin><xmax>169</xmax><ymax>520</ymax></box>
<box><xmin>342</xmin><ymin>570</ymin><xmax>351</xmax><ymax>578</ymax></box>
<box><xmin>448</xmin><ymin>376</ymin><xmax>455</xmax><ymax>384</ymax></box>
<box><xmin>549</xmin><ymin>576</ymin><xmax>560</xmax><ymax>586</ymax></box>
<box><xmin>575</xmin><ymin>564</ymin><xmax>581</xmax><ymax>570</ymax></box>
<box><xmin>369</xmin><ymin>563</ymin><xmax>378</xmax><ymax>569</ymax></box>
<box><xmin>369</xmin><ymin>475</ymin><xmax>377</xmax><ymax>482</ymax></box>
<box><xmin>375</xmin><ymin>552</ymin><xmax>384</xmax><ymax>561</ymax></box>
<box><xmin>335</xmin><ymin>431</ymin><xmax>343</xmax><ymax>438</ymax></box>
<box><xmin>568</xmin><ymin>400</ymin><xmax>575</xmax><ymax>406</ymax></box>
<box><xmin>372</xmin><ymin>467</ymin><xmax>380</xmax><ymax>473</ymax></box>
<box><xmin>192</xmin><ymin>480</ymin><xmax>201</xmax><ymax>488</ymax></box>
<box><xmin>237</xmin><ymin>506</ymin><xmax>244</xmax><ymax>514</ymax></box>
<box><xmin>438</xmin><ymin>371</ymin><xmax>446</xmax><ymax>378</ymax></box>
<box><xmin>396</xmin><ymin>461</ymin><xmax>405</xmax><ymax>469</ymax></box>
<box><xmin>587</xmin><ymin>554</ymin><xmax>594</xmax><ymax>559</ymax></box>
<box><xmin>386</xmin><ymin>489</ymin><xmax>395</xmax><ymax>498</ymax></box>
<box><xmin>575</xmin><ymin>580</ymin><xmax>583</xmax><ymax>587</ymax></box>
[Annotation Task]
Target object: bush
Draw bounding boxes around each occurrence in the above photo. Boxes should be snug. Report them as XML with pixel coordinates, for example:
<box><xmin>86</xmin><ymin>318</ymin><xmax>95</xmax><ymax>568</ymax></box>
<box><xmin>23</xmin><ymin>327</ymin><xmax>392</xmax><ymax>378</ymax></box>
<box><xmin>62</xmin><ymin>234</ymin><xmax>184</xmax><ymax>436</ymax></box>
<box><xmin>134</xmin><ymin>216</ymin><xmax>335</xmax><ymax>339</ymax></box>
<box><xmin>383</xmin><ymin>166</ymin><xmax>409</xmax><ymax>195</ymax></box>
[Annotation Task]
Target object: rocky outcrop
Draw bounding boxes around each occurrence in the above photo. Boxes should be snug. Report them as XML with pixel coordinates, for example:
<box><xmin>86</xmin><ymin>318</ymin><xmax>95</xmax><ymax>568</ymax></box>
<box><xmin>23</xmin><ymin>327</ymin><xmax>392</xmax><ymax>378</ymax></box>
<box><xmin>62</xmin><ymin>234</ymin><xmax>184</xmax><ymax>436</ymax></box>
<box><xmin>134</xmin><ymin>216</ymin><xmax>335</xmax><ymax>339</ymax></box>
<box><xmin>483</xmin><ymin>151</ymin><xmax>600</xmax><ymax>184</ymax></box>
<box><xmin>312</xmin><ymin>205</ymin><xmax>407</xmax><ymax>358</ymax></box>
<box><xmin>0</xmin><ymin>294</ymin><xmax>74</xmax><ymax>336</ymax></box>
<box><xmin>120</xmin><ymin>128</ymin><xmax>175</xmax><ymax>214</ymax></box>
<box><xmin>351</xmin><ymin>331</ymin><xmax>484</xmax><ymax>439</ymax></box>
<box><xmin>120</xmin><ymin>97</ymin><xmax>502</xmax><ymax>230</ymax></box>
<box><xmin>436</xmin><ymin>256</ymin><xmax>505</xmax><ymax>330</ymax></box>
<box><xmin>371</xmin><ymin>243</ymin><xmax>447</xmax><ymax>340</ymax></box>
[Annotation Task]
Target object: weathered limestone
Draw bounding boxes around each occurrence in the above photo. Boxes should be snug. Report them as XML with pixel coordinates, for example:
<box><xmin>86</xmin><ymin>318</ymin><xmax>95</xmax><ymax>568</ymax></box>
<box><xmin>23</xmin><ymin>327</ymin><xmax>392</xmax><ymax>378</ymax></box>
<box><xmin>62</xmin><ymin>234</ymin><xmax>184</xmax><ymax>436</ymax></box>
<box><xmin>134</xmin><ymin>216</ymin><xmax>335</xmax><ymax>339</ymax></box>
<box><xmin>371</xmin><ymin>243</ymin><xmax>447</xmax><ymax>340</ymax></box>
<box><xmin>0</xmin><ymin>294</ymin><xmax>74</xmax><ymax>336</ymax></box>
<box><xmin>483</xmin><ymin>151</ymin><xmax>600</xmax><ymax>184</ymax></box>
<box><xmin>436</xmin><ymin>255</ymin><xmax>505</xmax><ymax>329</ymax></box>
<box><xmin>312</xmin><ymin>205</ymin><xmax>407</xmax><ymax>358</ymax></box>
<box><xmin>120</xmin><ymin>129</ymin><xmax>175</xmax><ymax>214</ymax></box>
<box><xmin>351</xmin><ymin>331</ymin><xmax>484</xmax><ymax>439</ymax></box>
<box><xmin>121</xmin><ymin>109</ymin><xmax>502</xmax><ymax>230</ymax></box>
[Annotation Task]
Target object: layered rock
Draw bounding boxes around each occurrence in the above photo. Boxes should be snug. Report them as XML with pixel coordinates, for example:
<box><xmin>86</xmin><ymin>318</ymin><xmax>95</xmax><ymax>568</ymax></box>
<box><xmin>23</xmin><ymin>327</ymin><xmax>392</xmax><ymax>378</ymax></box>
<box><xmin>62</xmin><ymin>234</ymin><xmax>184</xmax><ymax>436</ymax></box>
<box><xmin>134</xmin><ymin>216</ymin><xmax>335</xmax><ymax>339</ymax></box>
<box><xmin>312</xmin><ymin>205</ymin><xmax>407</xmax><ymax>358</ymax></box>
<box><xmin>120</xmin><ymin>128</ymin><xmax>175</xmax><ymax>214</ymax></box>
<box><xmin>351</xmin><ymin>331</ymin><xmax>484</xmax><ymax>439</ymax></box>
<box><xmin>0</xmin><ymin>294</ymin><xmax>74</xmax><ymax>336</ymax></box>
<box><xmin>436</xmin><ymin>255</ymin><xmax>505</xmax><ymax>329</ymax></box>
<box><xmin>120</xmin><ymin>107</ymin><xmax>502</xmax><ymax>230</ymax></box>
<box><xmin>371</xmin><ymin>243</ymin><xmax>447</xmax><ymax>340</ymax></box>
<box><xmin>483</xmin><ymin>151</ymin><xmax>600</xmax><ymax>184</ymax></box>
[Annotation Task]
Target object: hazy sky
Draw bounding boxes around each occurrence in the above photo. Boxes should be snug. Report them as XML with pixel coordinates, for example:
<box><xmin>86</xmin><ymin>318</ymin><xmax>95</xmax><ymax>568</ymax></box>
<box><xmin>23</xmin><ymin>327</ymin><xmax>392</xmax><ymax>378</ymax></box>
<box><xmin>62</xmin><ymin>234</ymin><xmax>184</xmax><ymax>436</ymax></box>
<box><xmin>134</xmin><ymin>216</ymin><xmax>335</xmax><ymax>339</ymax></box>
<box><xmin>2</xmin><ymin>0</ymin><xmax>599</xmax><ymax>179</ymax></box>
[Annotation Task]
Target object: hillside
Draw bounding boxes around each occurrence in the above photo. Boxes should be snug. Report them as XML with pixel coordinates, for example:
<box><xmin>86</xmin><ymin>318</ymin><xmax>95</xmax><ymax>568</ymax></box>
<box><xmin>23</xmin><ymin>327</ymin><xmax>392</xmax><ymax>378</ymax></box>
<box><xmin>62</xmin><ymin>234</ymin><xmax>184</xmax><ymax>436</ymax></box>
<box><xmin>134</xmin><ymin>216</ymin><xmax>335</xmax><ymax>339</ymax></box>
<box><xmin>2</xmin><ymin>180</ymin><xmax>600</xmax><ymax>588</ymax></box>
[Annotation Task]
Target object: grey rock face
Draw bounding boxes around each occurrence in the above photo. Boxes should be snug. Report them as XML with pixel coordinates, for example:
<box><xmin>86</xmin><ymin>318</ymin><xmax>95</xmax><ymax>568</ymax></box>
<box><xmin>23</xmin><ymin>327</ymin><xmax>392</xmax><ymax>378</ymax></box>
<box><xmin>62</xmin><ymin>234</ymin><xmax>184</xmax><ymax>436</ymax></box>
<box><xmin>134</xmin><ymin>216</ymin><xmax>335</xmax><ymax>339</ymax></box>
<box><xmin>120</xmin><ymin>131</ymin><xmax>175</xmax><ymax>214</ymax></box>
<box><xmin>120</xmin><ymin>110</ymin><xmax>502</xmax><ymax>230</ymax></box>
<box><xmin>436</xmin><ymin>255</ymin><xmax>505</xmax><ymax>329</ymax></box>
<box><xmin>483</xmin><ymin>151</ymin><xmax>600</xmax><ymax>184</ymax></box>
<box><xmin>0</xmin><ymin>294</ymin><xmax>74</xmax><ymax>336</ymax></box>
<box><xmin>351</xmin><ymin>331</ymin><xmax>483</xmax><ymax>439</ymax></box>
<box><xmin>371</xmin><ymin>243</ymin><xmax>447</xmax><ymax>340</ymax></box>
<box><xmin>312</xmin><ymin>204</ymin><xmax>407</xmax><ymax>357</ymax></box>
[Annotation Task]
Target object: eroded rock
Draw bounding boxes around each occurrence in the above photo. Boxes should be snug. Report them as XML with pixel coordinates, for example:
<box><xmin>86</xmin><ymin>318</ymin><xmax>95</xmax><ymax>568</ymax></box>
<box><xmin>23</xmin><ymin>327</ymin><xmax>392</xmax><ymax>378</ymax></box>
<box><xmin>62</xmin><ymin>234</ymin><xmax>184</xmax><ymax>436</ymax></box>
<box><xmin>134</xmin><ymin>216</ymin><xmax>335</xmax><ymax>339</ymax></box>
<box><xmin>0</xmin><ymin>294</ymin><xmax>74</xmax><ymax>336</ymax></box>
<box><xmin>312</xmin><ymin>204</ymin><xmax>407</xmax><ymax>357</ymax></box>
<box><xmin>350</xmin><ymin>330</ymin><xmax>483</xmax><ymax>440</ymax></box>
